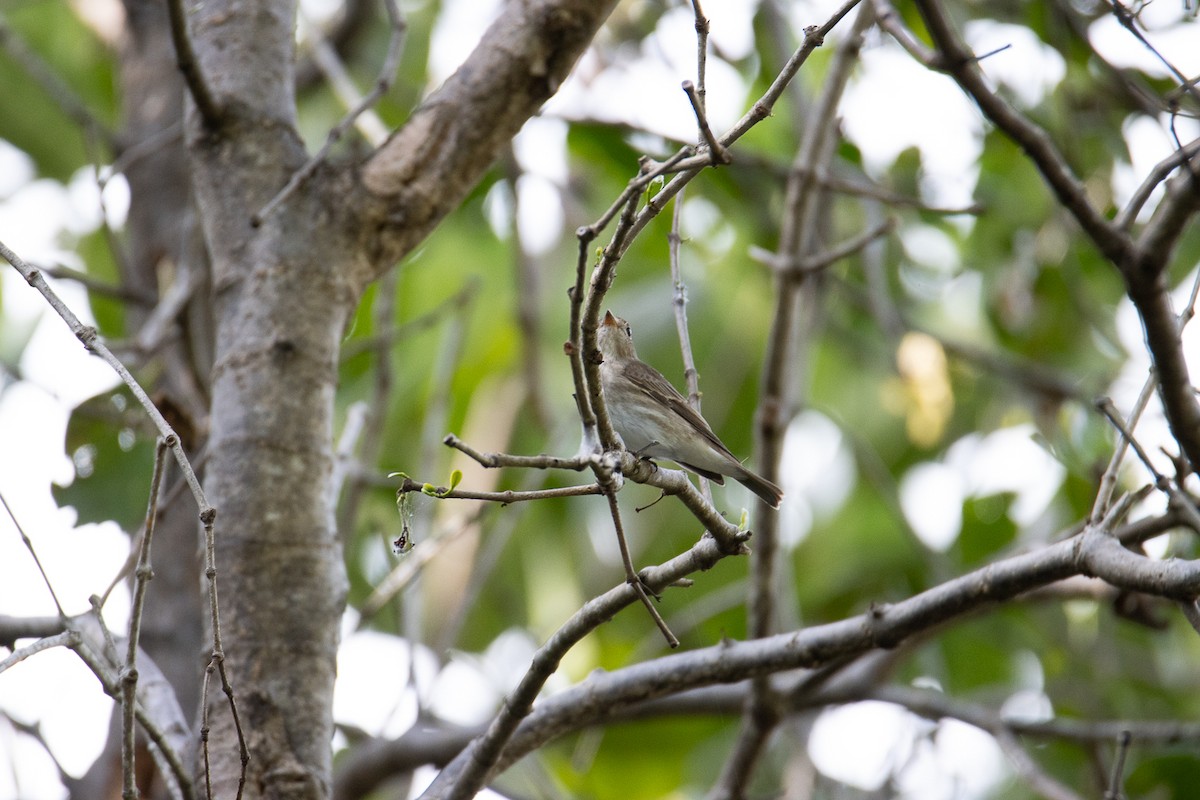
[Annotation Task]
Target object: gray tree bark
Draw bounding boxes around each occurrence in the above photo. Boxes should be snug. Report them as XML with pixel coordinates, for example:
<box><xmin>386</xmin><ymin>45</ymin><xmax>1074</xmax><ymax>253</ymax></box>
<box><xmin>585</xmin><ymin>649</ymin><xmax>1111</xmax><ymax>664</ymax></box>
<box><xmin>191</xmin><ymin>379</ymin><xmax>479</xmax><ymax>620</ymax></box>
<box><xmin>170</xmin><ymin>0</ymin><xmax>618</xmax><ymax>795</ymax></box>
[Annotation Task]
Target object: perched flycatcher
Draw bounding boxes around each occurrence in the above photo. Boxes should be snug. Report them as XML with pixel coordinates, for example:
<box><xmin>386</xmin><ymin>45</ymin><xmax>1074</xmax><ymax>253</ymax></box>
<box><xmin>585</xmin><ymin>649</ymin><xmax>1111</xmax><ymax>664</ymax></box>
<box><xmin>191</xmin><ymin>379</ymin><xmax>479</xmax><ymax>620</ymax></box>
<box><xmin>597</xmin><ymin>310</ymin><xmax>783</xmax><ymax>508</ymax></box>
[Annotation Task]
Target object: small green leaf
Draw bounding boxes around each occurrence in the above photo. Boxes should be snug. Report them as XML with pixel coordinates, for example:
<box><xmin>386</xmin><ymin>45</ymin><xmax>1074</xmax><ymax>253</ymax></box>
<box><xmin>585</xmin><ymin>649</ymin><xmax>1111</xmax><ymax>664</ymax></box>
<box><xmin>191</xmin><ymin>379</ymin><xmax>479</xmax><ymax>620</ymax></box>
<box><xmin>448</xmin><ymin>469</ymin><xmax>463</xmax><ymax>491</ymax></box>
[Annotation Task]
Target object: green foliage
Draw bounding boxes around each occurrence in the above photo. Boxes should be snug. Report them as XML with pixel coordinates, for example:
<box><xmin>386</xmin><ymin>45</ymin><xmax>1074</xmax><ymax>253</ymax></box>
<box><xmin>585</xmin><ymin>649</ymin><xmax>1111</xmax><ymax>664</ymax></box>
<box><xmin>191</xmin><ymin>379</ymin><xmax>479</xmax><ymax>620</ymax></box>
<box><xmin>52</xmin><ymin>390</ymin><xmax>155</xmax><ymax>531</ymax></box>
<box><xmin>1127</xmin><ymin>753</ymin><xmax>1200</xmax><ymax>798</ymax></box>
<box><xmin>75</xmin><ymin>227</ymin><xmax>123</xmax><ymax>337</ymax></box>
<box><xmin>0</xmin><ymin>4</ymin><xmax>115</xmax><ymax>180</ymax></box>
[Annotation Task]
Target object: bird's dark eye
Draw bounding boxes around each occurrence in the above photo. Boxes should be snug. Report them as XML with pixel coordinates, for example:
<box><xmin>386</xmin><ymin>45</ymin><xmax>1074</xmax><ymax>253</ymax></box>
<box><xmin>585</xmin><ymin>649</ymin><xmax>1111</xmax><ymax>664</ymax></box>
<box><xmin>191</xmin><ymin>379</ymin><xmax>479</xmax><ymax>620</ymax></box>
<box><xmin>625</xmin><ymin>325</ymin><xmax>632</xmax><ymax>337</ymax></box>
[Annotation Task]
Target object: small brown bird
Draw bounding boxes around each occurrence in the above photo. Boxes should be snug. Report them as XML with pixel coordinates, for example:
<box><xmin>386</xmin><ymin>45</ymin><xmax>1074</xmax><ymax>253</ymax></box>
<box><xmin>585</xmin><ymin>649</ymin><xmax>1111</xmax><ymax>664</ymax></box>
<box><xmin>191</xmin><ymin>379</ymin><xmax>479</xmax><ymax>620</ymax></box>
<box><xmin>597</xmin><ymin>310</ymin><xmax>783</xmax><ymax>508</ymax></box>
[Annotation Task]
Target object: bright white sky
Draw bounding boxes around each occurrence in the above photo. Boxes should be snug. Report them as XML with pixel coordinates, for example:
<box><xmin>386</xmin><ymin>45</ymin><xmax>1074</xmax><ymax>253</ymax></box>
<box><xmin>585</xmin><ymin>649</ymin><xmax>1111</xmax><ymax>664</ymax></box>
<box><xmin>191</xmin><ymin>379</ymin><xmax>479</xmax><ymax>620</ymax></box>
<box><xmin>2</xmin><ymin>0</ymin><xmax>1200</xmax><ymax>797</ymax></box>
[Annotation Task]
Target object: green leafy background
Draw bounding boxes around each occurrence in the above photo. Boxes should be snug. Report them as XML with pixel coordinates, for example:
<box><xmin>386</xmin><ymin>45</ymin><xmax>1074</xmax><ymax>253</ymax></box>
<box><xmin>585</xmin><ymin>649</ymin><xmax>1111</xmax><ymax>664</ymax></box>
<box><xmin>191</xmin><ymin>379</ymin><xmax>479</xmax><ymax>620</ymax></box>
<box><xmin>3</xmin><ymin>1</ymin><xmax>1200</xmax><ymax>797</ymax></box>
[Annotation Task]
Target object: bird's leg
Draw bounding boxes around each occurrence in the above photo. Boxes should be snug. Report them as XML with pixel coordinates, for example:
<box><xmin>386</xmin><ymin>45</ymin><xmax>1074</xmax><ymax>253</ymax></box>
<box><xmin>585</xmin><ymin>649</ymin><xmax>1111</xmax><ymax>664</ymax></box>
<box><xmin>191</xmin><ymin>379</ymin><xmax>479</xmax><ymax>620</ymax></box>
<box><xmin>628</xmin><ymin>441</ymin><xmax>662</xmax><ymax>472</ymax></box>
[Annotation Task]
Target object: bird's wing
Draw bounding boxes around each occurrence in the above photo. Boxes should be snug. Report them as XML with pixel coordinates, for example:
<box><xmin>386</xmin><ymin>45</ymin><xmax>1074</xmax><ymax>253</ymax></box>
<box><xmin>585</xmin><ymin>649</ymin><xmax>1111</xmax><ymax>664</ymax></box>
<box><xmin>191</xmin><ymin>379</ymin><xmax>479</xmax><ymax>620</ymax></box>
<box><xmin>622</xmin><ymin>359</ymin><xmax>739</xmax><ymax>461</ymax></box>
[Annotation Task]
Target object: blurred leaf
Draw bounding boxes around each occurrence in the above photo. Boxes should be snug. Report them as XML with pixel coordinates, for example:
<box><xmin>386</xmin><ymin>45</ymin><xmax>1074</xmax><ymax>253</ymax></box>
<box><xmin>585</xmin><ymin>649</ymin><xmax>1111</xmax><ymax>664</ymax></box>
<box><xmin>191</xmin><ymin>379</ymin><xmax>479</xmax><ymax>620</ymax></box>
<box><xmin>75</xmin><ymin>227</ymin><xmax>123</xmax><ymax>337</ymax></box>
<box><xmin>52</xmin><ymin>391</ymin><xmax>155</xmax><ymax>530</ymax></box>
<box><xmin>1126</xmin><ymin>753</ymin><xmax>1200</xmax><ymax>798</ymax></box>
<box><xmin>0</xmin><ymin>5</ymin><xmax>116</xmax><ymax>179</ymax></box>
<box><xmin>955</xmin><ymin>493</ymin><xmax>1018</xmax><ymax>566</ymax></box>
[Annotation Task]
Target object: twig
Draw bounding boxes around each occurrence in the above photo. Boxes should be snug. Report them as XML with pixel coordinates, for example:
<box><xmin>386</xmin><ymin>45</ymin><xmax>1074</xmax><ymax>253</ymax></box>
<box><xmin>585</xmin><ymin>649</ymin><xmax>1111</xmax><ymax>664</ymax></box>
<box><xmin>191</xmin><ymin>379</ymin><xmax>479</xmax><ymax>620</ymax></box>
<box><xmin>1178</xmin><ymin>599</ymin><xmax>1200</xmax><ymax>635</ymax></box>
<box><xmin>581</xmin><ymin>193</ymin><xmax>642</xmax><ymax>453</ymax></box>
<box><xmin>682</xmin><ymin>80</ymin><xmax>731</xmax><ymax>164</ymax></box>
<box><xmin>668</xmin><ymin>195</ymin><xmax>702</xmax><ymax>410</ymax></box>
<box><xmin>749</xmin><ymin>216</ymin><xmax>896</xmax><ymax>277</ymax></box>
<box><xmin>869</xmin><ymin>684</ymin><xmax>1200</xmax><ymax>746</ymax></box>
<box><xmin>690</xmin><ymin>0</ymin><xmax>711</xmax><ymax>123</ymax></box>
<box><xmin>33</xmin><ymin>263</ymin><xmax>152</xmax><ymax>304</ymax></box>
<box><xmin>305</xmin><ymin>28</ymin><xmax>391</xmax><ymax>146</ymax></box>
<box><xmin>574</xmin><ymin>0</ymin><xmax>861</xmax><ymax>260</ymax></box>
<box><xmin>871</xmin><ymin>0</ymin><xmax>940</xmax><ymax>65</ymax></box>
<box><xmin>341</xmin><ymin>278</ymin><xmax>478</xmax><ymax>361</ymax></box>
<box><xmin>668</xmin><ymin>187</ymin><xmax>714</xmax><ymax>506</ymax></box>
<box><xmin>1093</xmin><ymin>259</ymin><xmax>1200</xmax><ymax>521</ymax></box>
<box><xmin>1091</xmin><ymin>381</ymin><xmax>1157</xmax><ymax>523</ymax></box>
<box><xmin>754</xmin><ymin>159</ymin><xmax>983</xmax><ymax>215</ymax></box>
<box><xmin>630</xmin><ymin>0</ymin><xmax>861</xmax><ymax>184</ymax></box>
<box><xmin>0</xmin><ymin>631</ymin><xmax>76</xmax><ymax>675</ymax></box>
<box><xmin>576</xmin><ymin>146</ymin><xmax>696</xmax><ymax>243</ymax></box>
<box><xmin>360</xmin><ymin>501</ymin><xmax>492</xmax><ymax>620</ymax></box>
<box><xmin>910</xmin><ymin>0</ymin><xmax>1131</xmax><ymax>266</ymax></box>
<box><xmin>566</xmin><ymin>236</ymin><xmax>599</xmax><ymax>453</ymax></box>
<box><xmin>1095</xmin><ymin>397</ymin><xmax>1200</xmax><ymax>533</ymax></box>
<box><xmin>1104</xmin><ymin>730</ymin><xmax>1133</xmax><ymax>800</ymax></box>
<box><xmin>444</xmin><ymin>434</ymin><xmax>589</xmax><ymax>471</ymax></box>
<box><xmin>294</xmin><ymin>0</ymin><xmax>375</xmax><ymax>90</ymax></box>
<box><xmin>131</xmin><ymin>259</ymin><xmax>201</xmax><ymax>357</ymax></box>
<box><xmin>0</xmin><ymin>491</ymin><xmax>65</xmax><ymax>618</ymax></box>
<box><xmin>199</xmin><ymin>488</ymin><xmax>248</xmax><ymax>800</ymax></box>
<box><xmin>1108</xmin><ymin>1</ymin><xmax>1200</xmax><ymax>109</ymax></box>
<box><xmin>253</xmin><ymin>0</ymin><xmax>406</xmax><ymax>225</ymax></box>
<box><xmin>164</xmin><ymin>0</ymin><xmax>222</xmax><ymax>124</ymax></box>
<box><xmin>120</xmin><ymin>439</ymin><xmax>170</xmax><ymax>800</ymax></box>
<box><xmin>604</xmin><ymin>485</ymin><xmax>679</xmax><ymax>647</ymax></box>
<box><xmin>1115</xmin><ymin>137</ymin><xmax>1200</xmax><ymax>230</ymax></box>
<box><xmin>397</xmin><ymin>477</ymin><xmax>602</xmax><ymax>504</ymax></box>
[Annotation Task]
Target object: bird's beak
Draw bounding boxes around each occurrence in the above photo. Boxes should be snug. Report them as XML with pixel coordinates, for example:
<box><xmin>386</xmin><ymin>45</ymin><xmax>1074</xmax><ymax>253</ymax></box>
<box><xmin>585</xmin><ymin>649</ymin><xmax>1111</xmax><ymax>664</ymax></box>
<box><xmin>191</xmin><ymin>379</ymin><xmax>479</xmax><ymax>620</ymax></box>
<box><xmin>603</xmin><ymin>310</ymin><xmax>618</xmax><ymax>326</ymax></box>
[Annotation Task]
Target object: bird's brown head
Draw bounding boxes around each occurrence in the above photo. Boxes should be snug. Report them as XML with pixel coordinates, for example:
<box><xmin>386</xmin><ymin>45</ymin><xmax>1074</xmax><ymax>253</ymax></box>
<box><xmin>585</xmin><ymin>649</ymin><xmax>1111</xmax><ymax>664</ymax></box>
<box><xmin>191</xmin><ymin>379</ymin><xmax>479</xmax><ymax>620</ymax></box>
<box><xmin>598</xmin><ymin>310</ymin><xmax>637</xmax><ymax>360</ymax></box>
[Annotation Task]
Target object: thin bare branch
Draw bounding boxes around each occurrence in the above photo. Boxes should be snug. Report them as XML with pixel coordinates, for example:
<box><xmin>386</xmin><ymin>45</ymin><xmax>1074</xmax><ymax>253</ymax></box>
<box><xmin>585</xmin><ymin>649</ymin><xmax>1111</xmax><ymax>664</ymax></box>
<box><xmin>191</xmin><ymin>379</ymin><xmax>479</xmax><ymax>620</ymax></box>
<box><xmin>0</xmin><ymin>491</ymin><xmax>65</xmax><ymax>618</ymax></box>
<box><xmin>120</xmin><ymin>439</ymin><xmax>171</xmax><ymax>800</ymax></box>
<box><xmin>1104</xmin><ymin>730</ymin><xmax>1134</xmax><ymax>800</ymax></box>
<box><xmin>603</xmin><ymin>482</ymin><xmax>679</xmax><ymax>648</ymax></box>
<box><xmin>1107</xmin><ymin>1</ymin><xmax>1200</xmax><ymax>109</ymax></box>
<box><xmin>667</xmin><ymin>188</ymin><xmax>715</xmax><ymax>507</ymax></box>
<box><xmin>397</xmin><ymin>477</ymin><xmax>602</xmax><ymax>504</ymax></box>
<box><xmin>1115</xmin><ymin>137</ymin><xmax>1200</xmax><ymax>230</ymax></box>
<box><xmin>254</xmin><ymin>0</ymin><xmax>406</xmax><ymax>226</ymax></box>
<box><xmin>0</xmin><ymin>631</ymin><xmax>76</xmax><ymax>675</ymax></box>
<box><xmin>443</xmin><ymin>434</ymin><xmax>589</xmax><ymax>471</ymax></box>
<box><xmin>32</xmin><ymin>263</ymin><xmax>152</xmax><ymax>304</ymax></box>
<box><xmin>165</xmin><ymin>0</ymin><xmax>222</xmax><ymax>124</ymax></box>
<box><xmin>682</xmin><ymin>80</ymin><xmax>731</xmax><ymax>164</ymax></box>
<box><xmin>871</xmin><ymin>0</ymin><xmax>940</xmax><ymax>65</ymax></box>
<box><xmin>750</xmin><ymin>216</ymin><xmax>896</xmax><ymax>277</ymax></box>
<box><xmin>341</xmin><ymin>278</ymin><xmax>478</xmax><ymax>361</ymax></box>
